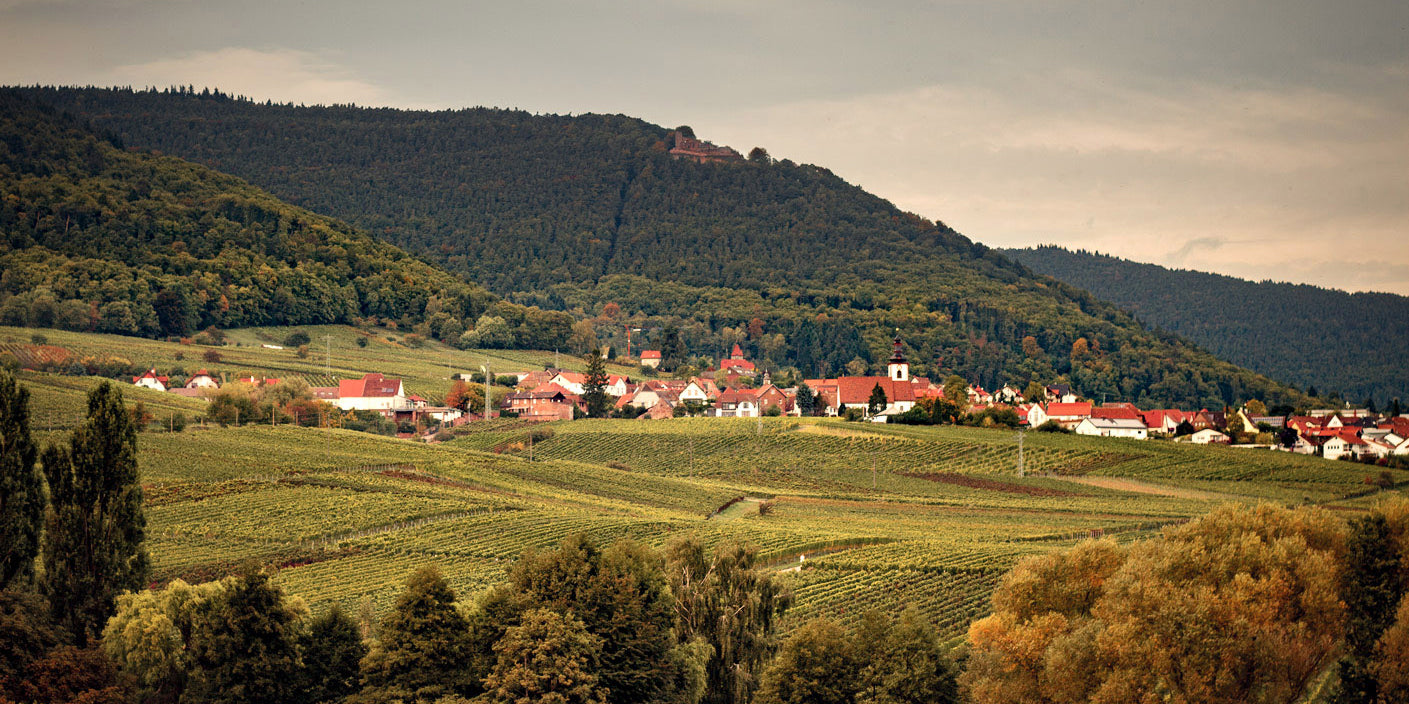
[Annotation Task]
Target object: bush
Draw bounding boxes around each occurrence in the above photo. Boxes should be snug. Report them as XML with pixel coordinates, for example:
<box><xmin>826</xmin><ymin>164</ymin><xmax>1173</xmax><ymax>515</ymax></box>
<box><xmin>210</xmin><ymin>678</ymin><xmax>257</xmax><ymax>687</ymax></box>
<box><xmin>356</xmin><ymin>336</ymin><xmax>368</xmax><ymax>348</ymax></box>
<box><xmin>1035</xmin><ymin>419</ymin><xmax>1070</xmax><ymax>433</ymax></box>
<box><xmin>30</xmin><ymin>333</ymin><xmax>47</xmax><ymax>345</ymax></box>
<box><xmin>202</xmin><ymin>349</ymin><xmax>222</xmax><ymax>363</ymax></box>
<box><xmin>404</xmin><ymin>333</ymin><xmax>425</xmax><ymax>348</ymax></box>
<box><xmin>283</xmin><ymin>331</ymin><xmax>311</xmax><ymax>347</ymax></box>
<box><xmin>295</xmin><ymin>345</ymin><xmax>310</xmax><ymax>359</ymax></box>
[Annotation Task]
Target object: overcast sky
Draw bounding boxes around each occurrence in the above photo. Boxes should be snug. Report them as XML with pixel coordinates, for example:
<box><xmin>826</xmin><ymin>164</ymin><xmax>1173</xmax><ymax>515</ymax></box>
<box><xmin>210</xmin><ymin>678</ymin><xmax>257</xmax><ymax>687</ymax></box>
<box><xmin>4</xmin><ymin>0</ymin><xmax>1406</xmax><ymax>293</ymax></box>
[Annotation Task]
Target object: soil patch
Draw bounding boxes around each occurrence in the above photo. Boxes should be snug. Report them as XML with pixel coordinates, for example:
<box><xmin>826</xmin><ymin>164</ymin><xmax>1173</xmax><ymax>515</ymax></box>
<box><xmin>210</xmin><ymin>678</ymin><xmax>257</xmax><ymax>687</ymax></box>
<box><xmin>902</xmin><ymin>472</ymin><xmax>1088</xmax><ymax>497</ymax></box>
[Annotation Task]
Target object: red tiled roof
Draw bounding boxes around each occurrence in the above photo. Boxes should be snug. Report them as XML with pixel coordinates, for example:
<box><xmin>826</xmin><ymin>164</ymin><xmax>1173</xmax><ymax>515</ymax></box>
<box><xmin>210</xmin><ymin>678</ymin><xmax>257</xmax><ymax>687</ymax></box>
<box><xmin>339</xmin><ymin>373</ymin><xmax>402</xmax><ymax>398</ymax></box>
<box><xmin>1094</xmin><ymin>407</ymin><xmax>1142</xmax><ymax>421</ymax></box>
<box><xmin>831</xmin><ymin>377</ymin><xmax>917</xmax><ymax>405</ymax></box>
<box><xmin>1046</xmin><ymin>402</ymin><xmax>1093</xmax><ymax>418</ymax></box>
<box><xmin>640</xmin><ymin>350</ymin><xmax>661</xmax><ymax>359</ymax></box>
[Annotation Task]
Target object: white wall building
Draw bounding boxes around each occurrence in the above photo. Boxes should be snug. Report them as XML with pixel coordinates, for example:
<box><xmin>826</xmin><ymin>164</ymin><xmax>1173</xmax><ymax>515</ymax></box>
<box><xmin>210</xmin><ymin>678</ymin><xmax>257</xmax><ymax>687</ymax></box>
<box><xmin>1074</xmin><ymin>417</ymin><xmax>1149</xmax><ymax>440</ymax></box>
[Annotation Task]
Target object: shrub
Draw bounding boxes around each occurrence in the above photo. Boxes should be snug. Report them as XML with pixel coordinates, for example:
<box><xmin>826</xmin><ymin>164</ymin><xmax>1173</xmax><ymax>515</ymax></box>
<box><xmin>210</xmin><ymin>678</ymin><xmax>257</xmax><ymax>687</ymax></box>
<box><xmin>283</xmin><ymin>331</ymin><xmax>311</xmax><ymax>347</ymax></box>
<box><xmin>202</xmin><ymin>349</ymin><xmax>222</xmax><ymax>364</ymax></box>
<box><xmin>356</xmin><ymin>336</ymin><xmax>368</xmax><ymax>348</ymax></box>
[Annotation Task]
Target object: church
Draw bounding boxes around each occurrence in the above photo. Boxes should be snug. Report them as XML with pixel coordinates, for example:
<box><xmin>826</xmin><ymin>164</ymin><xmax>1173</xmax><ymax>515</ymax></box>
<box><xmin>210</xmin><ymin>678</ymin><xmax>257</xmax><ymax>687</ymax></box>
<box><xmin>805</xmin><ymin>334</ymin><xmax>936</xmax><ymax>419</ymax></box>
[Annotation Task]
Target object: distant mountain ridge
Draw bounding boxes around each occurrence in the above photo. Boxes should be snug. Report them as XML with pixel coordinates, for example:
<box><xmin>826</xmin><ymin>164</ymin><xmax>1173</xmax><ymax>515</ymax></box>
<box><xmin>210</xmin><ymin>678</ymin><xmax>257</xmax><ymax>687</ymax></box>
<box><xmin>12</xmin><ymin>86</ymin><xmax>1313</xmax><ymax>410</ymax></box>
<box><xmin>1004</xmin><ymin>246</ymin><xmax>1409</xmax><ymax>405</ymax></box>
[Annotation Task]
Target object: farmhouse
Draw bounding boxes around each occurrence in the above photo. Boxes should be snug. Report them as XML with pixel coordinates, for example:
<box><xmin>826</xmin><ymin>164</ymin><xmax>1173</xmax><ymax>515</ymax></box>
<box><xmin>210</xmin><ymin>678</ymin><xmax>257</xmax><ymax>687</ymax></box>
<box><xmin>334</xmin><ymin>373</ymin><xmax>410</xmax><ymax>413</ymax></box>
<box><xmin>184</xmin><ymin>369</ymin><xmax>219</xmax><ymax>389</ymax></box>
<box><xmin>131</xmin><ymin>368</ymin><xmax>168</xmax><ymax>392</ymax></box>
<box><xmin>1045</xmin><ymin>402</ymin><xmax>1093</xmax><ymax>429</ymax></box>
<box><xmin>640</xmin><ymin>350</ymin><xmax>662</xmax><ymax>368</ymax></box>
<box><xmin>1075</xmin><ymin>417</ymin><xmax>1149</xmax><ymax>440</ymax></box>
<box><xmin>503</xmin><ymin>385</ymin><xmax>577</xmax><ymax>422</ymax></box>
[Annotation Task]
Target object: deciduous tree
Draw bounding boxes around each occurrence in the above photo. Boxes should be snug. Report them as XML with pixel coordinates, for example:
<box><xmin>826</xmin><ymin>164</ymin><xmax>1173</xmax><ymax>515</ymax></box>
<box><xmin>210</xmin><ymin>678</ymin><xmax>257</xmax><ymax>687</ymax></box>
<box><xmin>360</xmin><ymin>566</ymin><xmax>475</xmax><ymax>702</ymax></box>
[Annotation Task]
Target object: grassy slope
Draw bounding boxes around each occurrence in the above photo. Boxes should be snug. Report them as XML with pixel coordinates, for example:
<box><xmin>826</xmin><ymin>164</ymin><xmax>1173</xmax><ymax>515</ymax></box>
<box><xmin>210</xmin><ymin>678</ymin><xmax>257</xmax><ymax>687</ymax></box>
<box><xmin>16</xmin><ymin>339</ymin><xmax>1405</xmax><ymax>644</ymax></box>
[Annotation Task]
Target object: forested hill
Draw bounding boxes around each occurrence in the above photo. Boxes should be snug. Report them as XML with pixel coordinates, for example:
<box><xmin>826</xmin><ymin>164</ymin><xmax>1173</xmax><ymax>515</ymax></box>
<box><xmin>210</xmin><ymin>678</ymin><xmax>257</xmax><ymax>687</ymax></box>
<box><xmin>0</xmin><ymin>90</ymin><xmax>571</xmax><ymax>345</ymax></box>
<box><xmin>16</xmin><ymin>86</ymin><xmax>1307</xmax><ymax>410</ymax></box>
<box><xmin>1005</xmin><ymin>246</ymin><xmax>1409</xmax><ymax>406</ymax></box>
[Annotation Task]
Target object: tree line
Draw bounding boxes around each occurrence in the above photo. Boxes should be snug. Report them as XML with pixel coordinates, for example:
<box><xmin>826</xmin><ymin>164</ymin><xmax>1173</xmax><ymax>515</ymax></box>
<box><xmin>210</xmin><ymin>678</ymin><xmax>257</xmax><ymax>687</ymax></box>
<box><xmin>1006</xmin><ymin>246</ymin><xmax>1409</xmax><ymax>409</ymax></box>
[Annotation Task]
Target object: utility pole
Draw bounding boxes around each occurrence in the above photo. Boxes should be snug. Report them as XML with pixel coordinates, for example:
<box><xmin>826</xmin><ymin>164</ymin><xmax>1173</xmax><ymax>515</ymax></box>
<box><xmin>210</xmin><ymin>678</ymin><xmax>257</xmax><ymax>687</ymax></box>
<box><xmin>480</xmin><ymin>364</ymin><xmax>491</xmax><ymax>421</ymax></box>
<box><xmin>872</xmin><ymin>451</ymin><xmax>877</xmax><ymax>490</ymax></box>
<box><xmin>1017</xmin><ymin>430</ymin><xmax>1025</xmax><ymax>477</ymax></box>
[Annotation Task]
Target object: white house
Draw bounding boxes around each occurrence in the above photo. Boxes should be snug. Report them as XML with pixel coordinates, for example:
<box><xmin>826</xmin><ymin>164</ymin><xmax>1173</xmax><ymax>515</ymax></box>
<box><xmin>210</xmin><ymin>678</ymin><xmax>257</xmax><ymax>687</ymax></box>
<box><xmin>184</xmin><ymin>369</ymin><xmax>220</xmax><ymax>389</ymax></box>
<box><xmin>1021</xmin><ymin>403</ymin><xmax>1048</xmax><ymax>428</ymax></box>
<box><xmin>1074</xmin><ymin>417</ymin><xmax>1149</xmax><ymax>440</ymax></box>
<box><xmin>1173</xmin><ymin>428</ymin><xmax>1230</xmax><ymax>445</ymax></box>
<box><xmin>549</xmin><ymin>371</ymin><xmax>629</xmax><ymax>397</ymax></box>
<box><xmin>131</xmin><ymin>369</ymin><xmax>169</xmax><ymax>392</ymax></box>
<box><xmin>335</xmin><ymin>373</ymin><xmax>410</xmax><ymax>413</ymax></box>
<box><xmin>714</xmin><ymin>389</ymin><xmax>759</xmax><ymax>418</ymax></box>
<box><xmin>639</xmin><ymin>350</ymin><xmax>662</xmax><ymax>369</ymax></box>
<box><xmin>680</xmin><ymin>378</ymin><xmax>718</xmax><ymax>404</ymax></box>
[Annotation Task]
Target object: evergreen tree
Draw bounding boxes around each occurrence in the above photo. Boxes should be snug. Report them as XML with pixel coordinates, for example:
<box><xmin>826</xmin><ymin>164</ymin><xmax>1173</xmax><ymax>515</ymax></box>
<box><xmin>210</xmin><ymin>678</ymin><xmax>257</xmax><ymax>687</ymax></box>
<box><xmin>795</xmin><ymin>383</ymin><xmax>815</xmax><ymax>416</ymax></box>
<box><xmin>867</xmin><ymin>384</ymin><xmax>888</xmax><ymax>415</ymax></box>
<box><xmin>583</xmin><ymin>350</ymin><xmax>611</xmax><ymax>418</ymax></box>
<box><xmin>484</xmin><ymin>608</ymin><xmax>607</xmax><ymax>704</ymax></box>
<box><xmin>300</xmin><ymin>605</ymin><xmax>366</xmax><ymax>703</ymax></box>
<box><xmin>661</xmin><ymin>325</ymin><xmax>687</xmax><ymax>373</ymax></box>
<box><xmin>754</xmin><ymin>618</ymin><xmax>858</xmax><ymax>704</ymax></box>
<box><xmin>183</xmin><ymin>567</ymin><xmax>303</xmax><ymax>704</ymax></box>
<box><xmin>0</xmin><ymin>371</ymin><xmax>44</xmax><ymax>589</ymax></box>
<box><xmin>41</xmin><ymin>381</ymin><xmax>148</xmax><ymax>644</ymax></box>
<box><xmin>1337</xmin><ymin>513</ymin><xmax>1404</xmax><ymax>704</ymax></box>
<box><xmin>360</xmin><ymin>566</ymin><xmax>475</xmax><ymax>702</ymax></box>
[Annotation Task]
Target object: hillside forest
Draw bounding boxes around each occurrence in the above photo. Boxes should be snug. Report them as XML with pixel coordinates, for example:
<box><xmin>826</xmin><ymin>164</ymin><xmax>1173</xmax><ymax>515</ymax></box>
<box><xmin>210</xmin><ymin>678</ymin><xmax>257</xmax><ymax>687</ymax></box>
<box><xmin>1005</xmin><ymin>246</ymin><xmax>1409</xmax><ymax>408</ymax></box>
<box><xmin>7</xmin><ymin>86</ymin><xmax>1319</xmax><ymax>410</ymax></box>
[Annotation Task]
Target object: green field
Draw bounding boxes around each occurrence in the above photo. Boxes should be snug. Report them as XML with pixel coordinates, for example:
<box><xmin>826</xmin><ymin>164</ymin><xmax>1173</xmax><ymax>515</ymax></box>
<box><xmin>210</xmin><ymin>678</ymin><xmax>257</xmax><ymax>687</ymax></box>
<box><xmin>10</xmin><ymin>327</ymin><xmax>1407</xmax><ymax>646</ymax></box>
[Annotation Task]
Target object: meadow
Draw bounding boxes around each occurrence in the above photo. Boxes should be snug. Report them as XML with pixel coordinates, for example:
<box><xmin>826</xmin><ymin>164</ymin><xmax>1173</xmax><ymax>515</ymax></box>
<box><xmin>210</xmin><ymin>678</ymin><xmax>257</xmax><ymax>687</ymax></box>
<box><xmin>9</xmin><ymin>325</ymin><xmax>1406</xmax><ymax>646</ymax></box>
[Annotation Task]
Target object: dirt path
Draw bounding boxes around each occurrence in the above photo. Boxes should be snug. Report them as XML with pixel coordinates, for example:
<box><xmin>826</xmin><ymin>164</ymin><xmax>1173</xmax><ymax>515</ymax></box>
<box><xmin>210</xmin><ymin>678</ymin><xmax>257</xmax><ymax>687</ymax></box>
<box><xmin>1060</xmin><ymin>476</ymin><xmax>1234</xmax><ymax>501</ymax></box>
<box><xmin>711</xmin><ymin>497</ymin><xmax>765</xmax><ymax>520</ymax></box>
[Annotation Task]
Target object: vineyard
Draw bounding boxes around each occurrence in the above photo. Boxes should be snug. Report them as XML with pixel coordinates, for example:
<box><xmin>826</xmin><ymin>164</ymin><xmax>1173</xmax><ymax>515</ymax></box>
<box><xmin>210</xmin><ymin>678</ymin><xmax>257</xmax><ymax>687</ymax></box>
<box><xmin>10</xmin><ymin>350</ymin><xmax>1406</xmax><ymax>644</ymax></box>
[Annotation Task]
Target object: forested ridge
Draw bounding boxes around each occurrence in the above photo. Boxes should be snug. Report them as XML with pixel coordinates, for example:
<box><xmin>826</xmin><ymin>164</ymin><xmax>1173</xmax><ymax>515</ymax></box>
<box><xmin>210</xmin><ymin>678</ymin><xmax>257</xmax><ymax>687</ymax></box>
<box><xmin>11</xmin><ymin>86</ymin><xmax>1310</xmax><ymax>409</ymax></box>
<box><xmin>0</xmin><ymin>90</ymin><xmax>571</xmax><ymax>347</ymax></box>
<box><xmin>1005</xmin><ymin>246</ymin><xmax>1409</xmax><ymax>407</ymax></box>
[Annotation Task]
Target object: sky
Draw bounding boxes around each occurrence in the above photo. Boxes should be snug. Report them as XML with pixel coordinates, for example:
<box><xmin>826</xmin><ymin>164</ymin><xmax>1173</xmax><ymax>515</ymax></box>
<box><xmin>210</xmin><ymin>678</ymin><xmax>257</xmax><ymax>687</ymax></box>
<box><xmin>3</xmin><ymin>0</ymin><xmax>1407</xmax><ymax>294</ymax></box>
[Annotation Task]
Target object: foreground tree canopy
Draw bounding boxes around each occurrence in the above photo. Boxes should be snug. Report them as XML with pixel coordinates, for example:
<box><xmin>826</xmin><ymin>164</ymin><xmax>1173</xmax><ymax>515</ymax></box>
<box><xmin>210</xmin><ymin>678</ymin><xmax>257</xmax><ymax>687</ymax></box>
<box><xmin>963</xmin><ymin>501</ymin><xmax>1409</xmax><ymax>704</ymax></box>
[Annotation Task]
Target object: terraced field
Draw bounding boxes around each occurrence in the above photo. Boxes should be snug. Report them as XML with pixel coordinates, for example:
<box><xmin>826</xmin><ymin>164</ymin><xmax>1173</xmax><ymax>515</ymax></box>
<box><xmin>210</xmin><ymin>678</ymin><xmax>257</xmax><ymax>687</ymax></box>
<box><xmin>13</xmin><ymin>351</ymin><xmax>1406</xmax><ymax>644</ymax></box>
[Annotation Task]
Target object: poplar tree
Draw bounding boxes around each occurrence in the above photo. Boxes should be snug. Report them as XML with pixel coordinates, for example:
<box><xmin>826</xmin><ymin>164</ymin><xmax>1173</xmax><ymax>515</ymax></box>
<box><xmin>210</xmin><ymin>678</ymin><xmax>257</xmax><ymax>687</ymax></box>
<box><xmin>41</xmin><ymin>381</ymin><xmax>148</xmax><ymax>644</ymax></box>
<box><xmin>583</xmin><ymin>350</ymin><xmax>610</xmax><ymax>418</ymax></box>
<box><xmin>0</xmin><ymin>371</ymin><xmax>44</xmax><ymax>589</ymax></box>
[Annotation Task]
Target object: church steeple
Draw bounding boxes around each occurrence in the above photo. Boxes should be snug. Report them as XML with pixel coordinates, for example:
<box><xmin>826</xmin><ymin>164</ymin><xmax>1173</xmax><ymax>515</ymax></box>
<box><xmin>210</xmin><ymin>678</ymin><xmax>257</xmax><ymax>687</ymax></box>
<box><xmin>887</xmin><ymin>332</ymin><xmax>909</xmax><ymax>382</ymax></box>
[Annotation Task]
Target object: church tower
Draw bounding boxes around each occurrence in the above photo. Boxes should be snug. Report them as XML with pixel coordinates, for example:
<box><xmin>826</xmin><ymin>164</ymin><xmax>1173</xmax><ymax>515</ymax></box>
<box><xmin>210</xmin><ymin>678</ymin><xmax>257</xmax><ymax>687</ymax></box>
<box><xmin>888</xmin><ymin>333</ymin><xmax>909</xmax><ymax>382</ymax></box>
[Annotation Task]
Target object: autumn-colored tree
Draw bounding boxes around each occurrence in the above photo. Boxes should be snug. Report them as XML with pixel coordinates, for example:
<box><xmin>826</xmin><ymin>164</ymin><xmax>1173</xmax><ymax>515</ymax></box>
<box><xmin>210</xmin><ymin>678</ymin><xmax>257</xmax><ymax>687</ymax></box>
<box><xmin>964</xmin><ymin>504</ymin><xmax>1347</xmax><ymax>704</ymax></box>
<box><xmin>445</xmin><ymin>379</ymin><xmax>472</xmax><ymax>410</ymax></box>
<box><xmin>1021</xmin><ymin>335</ymin><xmax>1043</xmax><ymax>358</ymax></box>
<box><xmin>1245</xmin><ymin>398</ymin><xmax>1269</xmax><ymax>416</ymax></box>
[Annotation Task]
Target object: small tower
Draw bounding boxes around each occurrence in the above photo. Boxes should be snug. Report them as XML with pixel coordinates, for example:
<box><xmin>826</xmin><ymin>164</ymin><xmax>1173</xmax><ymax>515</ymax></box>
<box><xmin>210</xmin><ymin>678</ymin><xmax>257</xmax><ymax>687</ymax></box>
<box><xmin>887</xmin><ymin>333</ymin><xmax>909</xmax><ymax>382</ymax></box>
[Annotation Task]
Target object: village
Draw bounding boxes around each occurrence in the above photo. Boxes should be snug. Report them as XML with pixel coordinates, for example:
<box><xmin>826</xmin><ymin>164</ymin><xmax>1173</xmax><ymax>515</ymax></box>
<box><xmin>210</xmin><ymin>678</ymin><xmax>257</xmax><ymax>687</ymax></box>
<box><xmin>129</xmin><ymin>334</ymin><xmax>1409</xmax><ymax>464</ymax></box>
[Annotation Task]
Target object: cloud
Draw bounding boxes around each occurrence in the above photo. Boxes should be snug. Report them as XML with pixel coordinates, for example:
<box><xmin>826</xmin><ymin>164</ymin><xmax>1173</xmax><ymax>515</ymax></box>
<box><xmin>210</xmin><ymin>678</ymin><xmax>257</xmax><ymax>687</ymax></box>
<box><xmin>102</xmin><ymin>47</ymin><xmax>390</xmax><ymax>106</ymax></box>
<box><xmin>691</xmin><ymin>66</ymin><xmax>1409</xmax><ymax>293</ymax></box>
